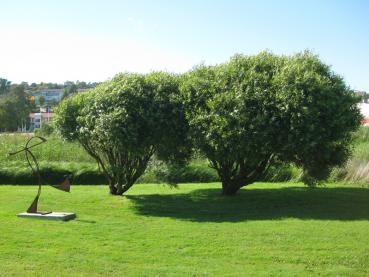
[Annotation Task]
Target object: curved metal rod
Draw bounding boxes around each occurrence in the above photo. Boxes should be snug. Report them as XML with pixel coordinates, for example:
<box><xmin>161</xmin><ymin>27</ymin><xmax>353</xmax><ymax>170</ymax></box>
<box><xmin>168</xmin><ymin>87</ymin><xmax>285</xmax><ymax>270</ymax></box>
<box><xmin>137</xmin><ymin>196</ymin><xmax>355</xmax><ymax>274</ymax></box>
<box><xmin>9</xmin><ymin>136</ymin><xmax>47</xmax><ymax>156</ymax></box>
<box><xmin>10</xmin><ymin>136</ymin><xmax>47</xmax><ymax>213</ymax></box>
<box><xmin>25</xmin><ymin>149</ymin><xmax>42</xmax><ymax>198</ymax></box>
<box><xmin>10</xmin><ymin>136</ymin><xmax>70</xmax><ymax>213</ymax></box>
<box><xmin>25</xmin><ymin>136</ymin><xmax>47</xmax><ymax>153</ymax></box>
<box><xmin>25</xmin><ymin>136</ymin><xmax>46</xmax><ymax>195</ymax></box>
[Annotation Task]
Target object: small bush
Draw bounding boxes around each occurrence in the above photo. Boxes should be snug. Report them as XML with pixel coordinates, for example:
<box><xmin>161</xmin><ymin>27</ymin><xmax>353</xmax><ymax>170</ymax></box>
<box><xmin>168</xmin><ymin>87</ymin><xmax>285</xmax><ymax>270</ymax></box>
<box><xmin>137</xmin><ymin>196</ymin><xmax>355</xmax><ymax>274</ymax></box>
<box><xmin>34</xmin><ymin>122</ymin><xmax>54</xmax><ymax>136</ymax></box>
<box><xmin>330</xmin><ymin>159</ymin><xmax>369</xmax><ymax>185</ymax></box>
<box><xmin>261</xmin><ymin>163</ymin><xmax>302</xmax><ymax>182</ymax></box>
<box><xmin>154</xmin><ymin>163</ymin><xmax>220</xmax><ymax>185</ymax></box>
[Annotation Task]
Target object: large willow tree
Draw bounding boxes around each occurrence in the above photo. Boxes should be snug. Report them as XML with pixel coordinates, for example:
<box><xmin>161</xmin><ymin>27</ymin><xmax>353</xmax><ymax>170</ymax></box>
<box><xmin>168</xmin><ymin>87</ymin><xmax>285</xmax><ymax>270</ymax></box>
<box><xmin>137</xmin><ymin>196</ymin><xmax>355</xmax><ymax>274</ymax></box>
<box><xmin>181</xmin><ymin>51</ymin><xmax>361</xmax><ymax>195</ymax></box>
<box><xmin>55</xmin><ymin>72</ymin><xmax>189</xmax><ymax>195</ymax></box>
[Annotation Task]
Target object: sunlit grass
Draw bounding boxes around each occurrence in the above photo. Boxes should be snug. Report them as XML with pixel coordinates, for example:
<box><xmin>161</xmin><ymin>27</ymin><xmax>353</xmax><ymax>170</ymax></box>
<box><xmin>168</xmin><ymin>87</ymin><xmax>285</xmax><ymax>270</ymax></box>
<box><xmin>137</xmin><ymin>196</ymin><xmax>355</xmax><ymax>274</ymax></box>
<box><xmin>1</xmin><ymin>182</ymin><xmax>369</xmax><ymax>276</ymax></box>
<box><xmin>0</xmin><ymin>133</ymin><xmax>93</xmax><ymax>163</ymax></box>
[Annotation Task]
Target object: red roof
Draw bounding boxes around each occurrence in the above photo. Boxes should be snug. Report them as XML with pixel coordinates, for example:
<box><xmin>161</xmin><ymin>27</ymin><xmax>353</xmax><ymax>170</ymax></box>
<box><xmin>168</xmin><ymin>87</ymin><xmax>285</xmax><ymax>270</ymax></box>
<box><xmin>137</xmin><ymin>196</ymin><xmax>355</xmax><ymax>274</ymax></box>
<box><xmin>29</xmin><ymin>112</ymin><xmax>54</xmax><ymax>119</ymax></box>
<box><xmin>362</xmin><ymin>118</ymin><xmax>369</xmax><ymax>125</ymax></box>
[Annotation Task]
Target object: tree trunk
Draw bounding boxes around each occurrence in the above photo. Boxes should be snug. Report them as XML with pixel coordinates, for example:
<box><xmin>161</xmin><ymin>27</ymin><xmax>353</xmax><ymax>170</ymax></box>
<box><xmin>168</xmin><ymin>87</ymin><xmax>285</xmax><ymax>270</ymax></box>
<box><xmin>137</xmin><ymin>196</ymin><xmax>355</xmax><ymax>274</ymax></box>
<box><xmin>109</xmin><ymin>182</ymin><xmax>118</xmax><ymax>195</ymax></box>
<box><xmin>221</xmin><ymin>181</ymin><xmax>241</xmax><ymax>196</ymax></box>
<box><xmin>215</xmin><ymin>156</ymin><xmax>272</xmax><ymax>196</ymax></box>
<box><xmin>109</xmin><ymin>180</ymin><xmax>134</xmax><ymax>196</ymax></box>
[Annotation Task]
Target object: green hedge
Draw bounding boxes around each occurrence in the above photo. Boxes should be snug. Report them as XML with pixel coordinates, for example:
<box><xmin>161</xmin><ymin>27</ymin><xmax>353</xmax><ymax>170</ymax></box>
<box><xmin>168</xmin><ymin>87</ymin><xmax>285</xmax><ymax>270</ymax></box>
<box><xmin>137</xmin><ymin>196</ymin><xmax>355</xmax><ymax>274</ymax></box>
<box><xmin>0</xmin><ymin>162</ymin><xmax>104</xmax><ymax>185</ymax></box>
<box><xmin>0</xmin><ymin>161</ymin><xmax>301</xmax><ymax>185</ymax></box>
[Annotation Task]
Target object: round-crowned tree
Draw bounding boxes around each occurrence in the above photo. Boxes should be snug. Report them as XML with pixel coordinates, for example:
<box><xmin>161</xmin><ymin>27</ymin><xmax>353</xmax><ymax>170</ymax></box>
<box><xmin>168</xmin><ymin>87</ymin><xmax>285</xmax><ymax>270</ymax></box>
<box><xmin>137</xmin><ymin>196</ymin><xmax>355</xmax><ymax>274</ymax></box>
<box><xmin>274</xmin><ymin>51</ymin><xmax>362</xmax><ymax>185</ymax></box>
<box><xmin>55</xmin><ymin>72</ymin><xmax>189</xmax><ymax>195</ymax></box>
<box><xmin>181</xmin><ymin>51</ymin><xmax>361</xmax><ymax>195</ymax></box>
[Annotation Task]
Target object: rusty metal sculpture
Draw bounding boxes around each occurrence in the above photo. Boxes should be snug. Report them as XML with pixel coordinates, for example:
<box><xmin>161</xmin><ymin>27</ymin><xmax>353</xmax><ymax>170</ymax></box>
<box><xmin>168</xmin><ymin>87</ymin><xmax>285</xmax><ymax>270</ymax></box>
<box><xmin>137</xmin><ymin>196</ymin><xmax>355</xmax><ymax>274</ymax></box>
<box><xmin>9</xmin><ymin>136</ymin><xmax>70</xmax><ymax>214</ymax></box>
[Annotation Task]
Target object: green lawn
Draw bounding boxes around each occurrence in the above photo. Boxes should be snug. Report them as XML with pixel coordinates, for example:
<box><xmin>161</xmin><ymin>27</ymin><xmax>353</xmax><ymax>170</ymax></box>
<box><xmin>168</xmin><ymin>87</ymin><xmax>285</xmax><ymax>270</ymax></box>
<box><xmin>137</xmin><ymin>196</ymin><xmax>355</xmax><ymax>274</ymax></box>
<box><xmin>1</xmin><ymin>183</ymin><xmax>369</xmax><ymax>276</ymax></box>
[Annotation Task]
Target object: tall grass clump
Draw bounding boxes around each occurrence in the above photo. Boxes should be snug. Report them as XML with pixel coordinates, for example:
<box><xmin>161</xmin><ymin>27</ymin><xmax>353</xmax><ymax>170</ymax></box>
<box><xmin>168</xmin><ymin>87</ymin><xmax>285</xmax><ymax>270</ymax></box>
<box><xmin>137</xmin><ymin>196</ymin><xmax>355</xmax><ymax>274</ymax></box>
<box><xmin>351</xmin><ymin>126</ymin><xmax>369</xmax><ymax>161</ymax></box>
<box><xmin>2</xmin><ymin>126</ymin><xmax>369</xmax><ymax>186</ymax></box>
<box><xmin>0</xmin><ymin>133</ymin><xmax>94</xmax><ymax>163</ymax></box>
<box><xmin>330</xmin><ymin>126</ymin><xmax>369</xmax><ymax>185</ymax></box>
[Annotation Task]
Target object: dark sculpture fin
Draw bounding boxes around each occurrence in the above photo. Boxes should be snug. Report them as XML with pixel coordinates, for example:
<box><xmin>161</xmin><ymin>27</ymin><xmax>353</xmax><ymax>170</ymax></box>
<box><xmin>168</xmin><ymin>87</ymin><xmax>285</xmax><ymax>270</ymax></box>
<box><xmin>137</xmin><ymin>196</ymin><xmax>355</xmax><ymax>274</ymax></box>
<box><xmin>51</xmin><ymin>177</ymin><xmax>70</xmax><ymax>192</ymax></box>
<box><xmin>27</xmin><ymin>196</ymin><xmax>39</xmax><ymax>213</ymax></box>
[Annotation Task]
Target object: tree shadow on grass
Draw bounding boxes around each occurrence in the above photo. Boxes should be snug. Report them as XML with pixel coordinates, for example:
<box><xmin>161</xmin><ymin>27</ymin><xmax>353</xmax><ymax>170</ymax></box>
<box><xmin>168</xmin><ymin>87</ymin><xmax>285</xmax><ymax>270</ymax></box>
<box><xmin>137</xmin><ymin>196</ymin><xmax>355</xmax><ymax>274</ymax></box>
<box><xmin>126</xmin><ymin>186</ymin><xmax>369</xmax><ymax>222</ymax></box>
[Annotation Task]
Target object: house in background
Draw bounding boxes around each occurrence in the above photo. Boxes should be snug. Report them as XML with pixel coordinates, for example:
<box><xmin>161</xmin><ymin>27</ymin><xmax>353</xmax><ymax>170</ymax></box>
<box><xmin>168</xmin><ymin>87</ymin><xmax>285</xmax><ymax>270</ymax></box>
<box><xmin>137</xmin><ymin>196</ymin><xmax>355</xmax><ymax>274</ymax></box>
<box><xmin>29</xmin><ymin>111</ymin><xmax>54</xmax><ymax>130</ymax></box>
<box><xmin>32</xmin><ymin>89</ymin><xmax>65</xmax><ymax>106</ymax></box>
<box><xmin>28</xmin><ymin>88</ymin><xmax>88</xmax><ymax>131</ymax></box>
<box><xmin>355</xmin><ymin>90</ymin><xmax>369</xmax><ymax>126</ymax></box>
<box><xmin>359</xmin><ymin>102</ymin><xmax>369</xmax><ymax>126</ymax></box>
<box><xmin>28</xmin><ymin>89</ymin><xmax>64</xmax><ymax>131</ymax></box>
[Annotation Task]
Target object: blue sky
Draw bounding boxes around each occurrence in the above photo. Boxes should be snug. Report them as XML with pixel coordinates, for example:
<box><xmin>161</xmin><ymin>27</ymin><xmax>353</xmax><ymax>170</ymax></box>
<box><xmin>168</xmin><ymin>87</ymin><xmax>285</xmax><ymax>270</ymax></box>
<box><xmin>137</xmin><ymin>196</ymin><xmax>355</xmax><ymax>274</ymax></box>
<box><xmin>1</xmin><ymin>0</ymin><xmax>368</xmax><ymax>91</ymax></box>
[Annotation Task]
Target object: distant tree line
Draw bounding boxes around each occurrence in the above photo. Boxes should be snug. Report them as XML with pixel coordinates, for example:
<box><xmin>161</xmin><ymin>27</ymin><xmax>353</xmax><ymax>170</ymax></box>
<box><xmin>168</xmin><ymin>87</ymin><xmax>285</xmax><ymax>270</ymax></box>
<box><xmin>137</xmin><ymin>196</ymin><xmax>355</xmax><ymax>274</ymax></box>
<box><xmin>21</xmin><ymin>80</ymin><xmax>100</xmax><ymax>92</ymax></box>
<box><xmin>0</xmin><ymin>78</ymin><xmax>100</xmax><ymax>131</ymax></box>
<box><xmin>0</xmin><ymin>79</ymin><xmax>33</xmax><ymax>131</ymax></box>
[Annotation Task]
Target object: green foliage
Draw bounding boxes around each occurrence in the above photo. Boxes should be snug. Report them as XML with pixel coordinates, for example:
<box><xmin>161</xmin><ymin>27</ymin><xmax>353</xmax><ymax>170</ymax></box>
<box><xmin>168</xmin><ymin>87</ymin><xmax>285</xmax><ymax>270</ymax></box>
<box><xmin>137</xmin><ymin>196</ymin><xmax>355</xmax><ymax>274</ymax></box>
<box><xmin>0</xmin><ymin>134</ymin><xmax>211</xmax><ymax>185</ymax></box>
<box><xmin>2</xmin><ymin>132</ymin><xmax>299</xmax><ymax>185</ymax></box>
<box><xmin>34</xmin><ymin>122</ymin><xmax>55</xmax><ymax>136</ymax></box>
<box><xmin>0</xmin><ymin>78</ymin><xmax>11</xmax><ymax>95</ymax></box>
<box><xmin>181</xmin><ymin>51</ymin><xmax>361</xmax><ymax>194</ymax></box>
<box><xmin>1</xmin><ymin>134</ymin><xmax>94</xmax><ymax>164</ymax></box>
<box><xmin>23</xmin><ymin>80</ymin><xmax>98</xmax><ymax>93</ymax></box>
<box><xmin>329</xmin><ymin>126</ymin><xmax>369</xmax><ymax>184</ymax></box>
<box><xmin>0</xmin><ymin>161</ymin><xmax>105</xmax><ymax>185</ymax></box>
<box><xmin>274</xmin><ymin>51</ymin><xmax>362</xmax><ymax>185</ymax></box>
<box><xmin>154</xmin><ymin>163</ymin><xmax>220</xmax><ymax>184</ymax></box>
<box><xmin>38</xmin><ymin>95</ymin><xmax>46</xmax><ymax>107</ymax></box>
<box><xmin>261</xmin><ymin>163</ymin><xmax>302</xmax><ymax>183</ymax></box>
<box><xmin>181</xmin><ymin>52</ymin><xmax>285</xmax><ymax>194</ymax></box>
<box><xmin>63</xmin><ymin>83</ymin><xmax>78</xmax><ymax>99</ymax></box>
<box><xmin>350</xmin><ymin>126</ymin><xmax>369</xmax><ymax>161</ymax></box>
<box><xmin>55</xmin><ymin>72</ymin><xmax>189</xmax><ymax>194</ymax></box>
<box><xmin>0</xmin><ymin>84</ymin><xmax>31</xmax><ymax>131</ymax></box>
<box><xmin>0</xmin><ymin>97</ymin><xmax>18</xmax><ymax>131</ymax></box>
<box><xmin>6</xmin><ymin>131</ymin><xmax>369</xmax><ymax>186</ymax></box>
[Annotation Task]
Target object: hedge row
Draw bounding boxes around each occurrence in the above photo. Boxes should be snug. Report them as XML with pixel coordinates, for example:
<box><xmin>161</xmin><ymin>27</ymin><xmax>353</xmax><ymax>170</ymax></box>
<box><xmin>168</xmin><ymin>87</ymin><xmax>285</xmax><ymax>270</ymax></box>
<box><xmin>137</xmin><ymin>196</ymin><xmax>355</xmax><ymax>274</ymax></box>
<box><xmin>0</xmin><ymin>162</ymin><xmax>300</xmax><ymax>185</ymax></box>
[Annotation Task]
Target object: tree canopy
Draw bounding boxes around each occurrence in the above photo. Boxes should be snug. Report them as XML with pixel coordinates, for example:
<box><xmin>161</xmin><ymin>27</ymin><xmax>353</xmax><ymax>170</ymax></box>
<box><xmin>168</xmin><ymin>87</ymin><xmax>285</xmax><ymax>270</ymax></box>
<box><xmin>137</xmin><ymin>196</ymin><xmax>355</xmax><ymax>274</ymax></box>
<box><xmin>55</xmin><ymin>72</ymin><xmax>189</xmax><ymax>195</ymax></box>
<box><xmin>55</xmin><ymin>51</ymin><xmax>361</xmax><ymax>196</ymax></box>
<box><xmin>0</xmin><ymin>82</ymin><xmax>32</xmax><ymax>131</ymax></box>
<box><xmin>0</xmin><ymin>78</ymin><xmax>11</xmax><ymax>95</ymax></box>
<box><xmin>181</xmin><ymin>51</ymin><xmax>361</xmax><ymax>194</ymax></box>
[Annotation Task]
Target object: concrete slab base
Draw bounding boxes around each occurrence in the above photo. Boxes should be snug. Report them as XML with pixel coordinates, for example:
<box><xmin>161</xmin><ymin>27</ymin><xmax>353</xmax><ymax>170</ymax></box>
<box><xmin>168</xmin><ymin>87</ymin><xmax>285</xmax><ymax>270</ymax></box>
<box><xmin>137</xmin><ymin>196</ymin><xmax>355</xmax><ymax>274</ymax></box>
<box><xmin>17</xmin><ymin>212</ymin><xmax>76</xmax><ymax>221</ymax></box>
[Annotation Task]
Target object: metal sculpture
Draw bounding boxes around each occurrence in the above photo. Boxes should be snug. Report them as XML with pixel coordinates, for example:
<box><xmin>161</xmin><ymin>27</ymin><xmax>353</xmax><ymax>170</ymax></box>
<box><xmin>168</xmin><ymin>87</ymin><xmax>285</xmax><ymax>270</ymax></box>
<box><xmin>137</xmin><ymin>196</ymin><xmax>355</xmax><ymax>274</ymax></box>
<box><xmin>9</xmin><ymin>136</ymin><xmax>70</xmax><ymax>214</ymax></box>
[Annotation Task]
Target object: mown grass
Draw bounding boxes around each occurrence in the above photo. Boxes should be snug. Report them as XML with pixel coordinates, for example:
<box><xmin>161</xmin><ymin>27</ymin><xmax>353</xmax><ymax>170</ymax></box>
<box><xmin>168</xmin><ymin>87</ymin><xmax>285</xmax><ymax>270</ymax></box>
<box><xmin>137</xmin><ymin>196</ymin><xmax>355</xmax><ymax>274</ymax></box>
<box><xmin>0</xmin><ymin>182</ymin><xmax>368</xmax><ymax>276</ymax></box>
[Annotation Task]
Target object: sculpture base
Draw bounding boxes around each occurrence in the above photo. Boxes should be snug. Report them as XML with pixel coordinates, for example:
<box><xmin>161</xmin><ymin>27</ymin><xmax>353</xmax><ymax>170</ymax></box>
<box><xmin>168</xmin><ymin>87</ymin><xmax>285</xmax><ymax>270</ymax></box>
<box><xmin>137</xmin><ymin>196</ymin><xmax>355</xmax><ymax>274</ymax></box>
<box><xmin>17</xmin><ymin>212</ymin><xmax>76</xmax><ymax>221</ymax></box>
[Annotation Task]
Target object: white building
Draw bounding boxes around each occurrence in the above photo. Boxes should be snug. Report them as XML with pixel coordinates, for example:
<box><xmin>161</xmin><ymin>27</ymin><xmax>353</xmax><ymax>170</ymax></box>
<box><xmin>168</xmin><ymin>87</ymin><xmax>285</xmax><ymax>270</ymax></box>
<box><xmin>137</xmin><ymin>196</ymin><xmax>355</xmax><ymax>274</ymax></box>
<box><xmin>359</xmin><ymin>103</ymin><xmax>369</xmax><ymax>126</ymax></box>
<box><xmin>28</xmin><ymin>88</ymin><xmax>89</xmax><ymax>131</ymax></box>
<box><xmin>29</xmin><ymin>112</ymin><xmax>54</xmax><ymax>130</ymax></box>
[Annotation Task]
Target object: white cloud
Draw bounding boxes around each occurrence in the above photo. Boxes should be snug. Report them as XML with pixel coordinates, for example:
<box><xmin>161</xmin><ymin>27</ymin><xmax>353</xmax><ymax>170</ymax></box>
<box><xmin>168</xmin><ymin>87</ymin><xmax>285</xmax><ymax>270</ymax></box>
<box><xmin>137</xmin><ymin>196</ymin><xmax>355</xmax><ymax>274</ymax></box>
<box><xmin>0</xmin><ymin>29</ymin><xmax>196</xmax><ymax>83</ymax></box>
